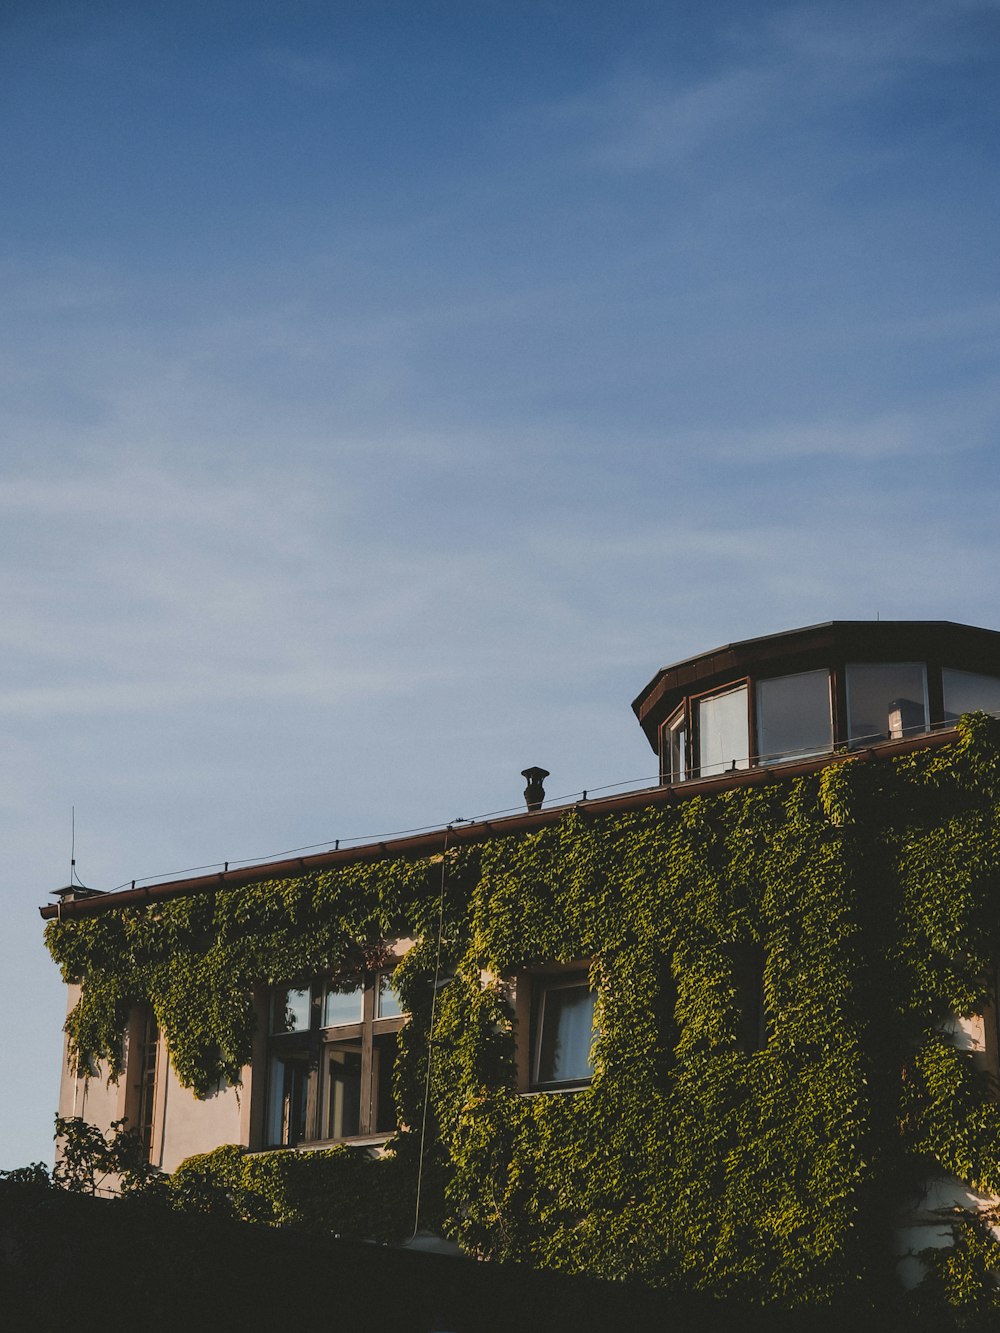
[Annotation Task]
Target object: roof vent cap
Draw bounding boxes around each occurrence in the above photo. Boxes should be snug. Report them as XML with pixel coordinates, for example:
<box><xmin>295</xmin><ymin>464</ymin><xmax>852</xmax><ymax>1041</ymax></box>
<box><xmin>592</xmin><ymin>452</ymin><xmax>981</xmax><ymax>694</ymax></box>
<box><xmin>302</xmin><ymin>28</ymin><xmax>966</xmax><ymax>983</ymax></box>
<box><xmin>521</xmin><ymin>767</ymin><xmax>549</xmax><ymax>812</ymax></box>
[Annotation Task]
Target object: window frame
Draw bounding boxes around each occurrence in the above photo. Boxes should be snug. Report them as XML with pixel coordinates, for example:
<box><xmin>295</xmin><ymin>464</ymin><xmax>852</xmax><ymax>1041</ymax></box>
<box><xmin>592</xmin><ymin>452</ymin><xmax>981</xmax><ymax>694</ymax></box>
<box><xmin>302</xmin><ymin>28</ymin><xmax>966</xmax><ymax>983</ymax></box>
<box><xmin>265</xmin><ymin>965</ymin><xmax>407</xmax><ymax>1149</ymax></box>
<box><xmin>845</xmin><ymin>661</ymin><xmax>929</xmax><ymax>749</ymax></box>
<box><xmin>514</xmin><ymin>962</ymin><xmax>598</xmax><ymax>1095</ymax></box>
<box><xmin>754</xmin><ymin>667</ymin><xmax>834</xmax><ymax>766</ymax></box>
<box><xmin>124</xmin><ymin>1004</ymin><xmax>163</xmax><ymax>1164</ymax></box>
<box><xmin>691</xmin><ymin>677</ymin><xmax>752</xmax><ymax>779</ymax></box>
<box><xmin>941</xmin><ymin>667</ymin><xmax>1000</xmax><ymax>724</ymax></box>
<box><xmin>659</xmin><ymin>703</ymin><xmax>688</xmax><ymax>784</ymax></box>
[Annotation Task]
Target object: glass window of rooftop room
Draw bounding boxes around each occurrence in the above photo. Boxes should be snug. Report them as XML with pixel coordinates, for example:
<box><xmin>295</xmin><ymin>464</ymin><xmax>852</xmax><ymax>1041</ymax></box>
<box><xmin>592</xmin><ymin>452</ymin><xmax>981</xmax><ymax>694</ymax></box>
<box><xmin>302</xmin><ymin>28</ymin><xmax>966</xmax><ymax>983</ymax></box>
<box><xmin>697</xmin><ymin>685</ymin><xmax>750</xmax><ymax>777</ymax></box>
<box><xmin>755</xmin><ymin>669</ymin><xmax>833</xmax><ymax>764</ymax></box>
<box><xmin>663</xmin><ymin>707</ymin><xmax>687</xmax><ymax>783</ymax></box>
<box><xmin>323</xmin><ymin>979</ymin><xmax>365</xmax><ymax>1028</ymax></box>
<box><xmin>271</xmin><ymin>987</ymin><xmax>311</xmax><ymax>1034</ymax></box>
<box><xmin>942</xmin><ymin>668</ymin><xmax>1000</xmax><ymax>722</ymax></box>
<box><xmin>846</xmin><ymin>663</ymin><xmax>927</xmax><ymax>746</ymax></box>
<box><xmin>533</xmin><ymin>978</ymin><xmax>597</xmax><ymax>1088</ymax></box>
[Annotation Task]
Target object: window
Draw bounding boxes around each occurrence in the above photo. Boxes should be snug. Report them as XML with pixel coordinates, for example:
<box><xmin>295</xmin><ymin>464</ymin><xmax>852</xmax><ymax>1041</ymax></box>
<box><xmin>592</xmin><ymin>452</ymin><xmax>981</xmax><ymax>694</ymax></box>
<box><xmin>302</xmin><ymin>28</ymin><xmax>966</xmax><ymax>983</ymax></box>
<box><xmin>123</xmin><ymin>1006</ymin><xmax>161</xmax><ymax>1163</ymax></box>
<box><xmin>377</xmin><ymin>971</ymin><xmax>405</xmax><ymax>1019</ymax></box>
<box><xmin>661</xmin><ymin>706</ymin><xmax>688</xmax><ymax>783</ymax></box>
<box><xmin>755</xmin><ymin>669</ymin><xmax>832</xmax><ymax>764</ymax></box>
<box><xmin>731</xmin><ymin>942</ymin><xmax>768</xmax><ymax>1053</ymax></box>
<box><xmin>942</xmin><ymin>668</ymin><xmax>1000</xmax><ymax>723</ymax></box>
<box><xmin>530</xmin><ymin>972</ymin><xmax>597</xmax><ymax>1090</ymax></box>
<box><xmin>128</xmin><ymin>1007</ymin><xmax>160</xmax><ymax>1162</ymax></box>
<box><xmin>696</xmin><ymin>684</ymin><xmax>750</xmax><ymax>777</ymax></box>
<box><xmin>266</xmin><ymin>968</ymin><xmax>406</xmax><ymax>1148</ymax></box>
<box><xmin>267</xmin><ymin>1047</ymin><xmax>309</xmax><ymax>1148</ymax></box>
<box><xmin>273</xmin><ymin>985</ymin><xmax>311</xmax><ymax>1033</ymax></box>
<box><xmin>323</xmin><ymin>978</ymin><xmax>364</xmax><ymax>1027</ymax></box>
<box><xmin>846</xmin><ymin>662</ymin><xmax>928</xmax><ymax>747</ymax></box>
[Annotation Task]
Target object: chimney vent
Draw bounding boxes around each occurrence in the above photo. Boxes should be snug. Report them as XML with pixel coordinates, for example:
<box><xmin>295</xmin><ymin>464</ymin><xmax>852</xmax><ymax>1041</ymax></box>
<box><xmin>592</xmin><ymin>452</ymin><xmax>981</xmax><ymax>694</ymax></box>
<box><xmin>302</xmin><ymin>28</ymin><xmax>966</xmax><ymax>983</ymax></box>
<box><xmin>521</xmin><ymin>767</ymin><xmax>550</xmax><ymax>812</ymax></box>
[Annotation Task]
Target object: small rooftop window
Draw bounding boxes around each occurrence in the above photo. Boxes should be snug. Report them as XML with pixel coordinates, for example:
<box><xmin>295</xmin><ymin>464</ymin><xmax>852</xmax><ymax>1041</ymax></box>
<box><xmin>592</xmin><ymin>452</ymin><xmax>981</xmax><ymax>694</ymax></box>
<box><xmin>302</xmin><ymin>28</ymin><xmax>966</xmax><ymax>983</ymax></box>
<box><xmin>696</xmin><ymin>685</ymin><xmax>750</xmax><ymax>777</ymax></box>
<box><xmin>846</xmin><ymin>662</ymin><xmax>927</xmax><ymax>748</ymax></box>
<box><xmin>942</xmin><ymin>668</ymin><xmax>1000</xmax><ymax>722</ymax></box>
<box><xmin>756</xmin><ymin>669</ymin><xmax>832</xmax><ymax>765</ymax></box>
<box><xmin>662</xmin><ymin>707</ymin><xmax>687</xmax><ymax>783</ymax></box>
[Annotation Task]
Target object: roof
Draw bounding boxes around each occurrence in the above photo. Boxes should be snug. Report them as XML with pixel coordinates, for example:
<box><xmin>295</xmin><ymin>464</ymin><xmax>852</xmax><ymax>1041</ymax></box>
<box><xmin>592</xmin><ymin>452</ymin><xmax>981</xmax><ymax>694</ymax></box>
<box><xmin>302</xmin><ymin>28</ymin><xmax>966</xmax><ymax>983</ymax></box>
<box><xmin>631</xmin><ymin>619</ymin><xmax>1000</xmax><ymax>747</ymax></box>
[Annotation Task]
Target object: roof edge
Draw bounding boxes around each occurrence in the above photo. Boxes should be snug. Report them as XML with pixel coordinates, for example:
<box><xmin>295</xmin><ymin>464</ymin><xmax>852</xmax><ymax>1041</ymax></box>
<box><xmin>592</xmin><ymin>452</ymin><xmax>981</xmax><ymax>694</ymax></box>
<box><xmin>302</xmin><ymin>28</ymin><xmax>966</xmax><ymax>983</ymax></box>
<box><xmin>40</xmin><ymin>728</ymin><xmax>959</xmax><ymax>921</ymax></box>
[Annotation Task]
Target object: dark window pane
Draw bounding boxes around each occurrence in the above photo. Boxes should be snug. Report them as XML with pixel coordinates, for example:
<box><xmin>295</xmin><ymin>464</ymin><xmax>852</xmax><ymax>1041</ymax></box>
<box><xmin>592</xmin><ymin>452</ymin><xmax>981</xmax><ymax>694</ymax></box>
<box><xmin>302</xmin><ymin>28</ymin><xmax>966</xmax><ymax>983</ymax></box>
<box><xmin>756</xmin><ymin>669</ymin><xmax>832</xmax><ymax>764</ymax></box>
<box><xmin>267</xmin><ymin>1053</ymin><xmax>308</xmax><ymax>1147</ymax></box>
<box><xmin>323</xmin><ymin>1045</ymin><xmax>362</xmax><ymax>1139</ymax></box>
<box><xmin>323</xmin><ymin>980</ymin><xmax>365</xmax><ymax>1027</ymax></box>
<box><xmin>847</xmin><ymin>663</ymin><xmax>927</xmax><ymax>746</ymax></box>
<box><xmin>942</xmin><ymin>669</ymin><xmax>1000</xmax><ymax>722</ymax></box>
<box><xmin>732</xmin><ymin>943</ymin><xmax>767</xmax><ymax>1053</ymax></box>
<box><xmin>137</xmin><ymin>1010</ymin><xmax>159</xmax><ymax>1160</ymax></box>
<box><xmin>272</xmin><ymin>987</ymin><xmax>311</xmax><ymax>1034</ymax></box>
<box><xmin>535</xmin><ymin>981</ymin><xmax>596</xmax><ymax>1086</ymax></box>
<box><xmin>373</xmin><ymin>1035</ymin><xmax>398</xmax><ymax>1134</ymax></box>
<box><xmin>697</xmin><ymin>686</ymin><xmax>749</xmax><ymax>777</ymax></box>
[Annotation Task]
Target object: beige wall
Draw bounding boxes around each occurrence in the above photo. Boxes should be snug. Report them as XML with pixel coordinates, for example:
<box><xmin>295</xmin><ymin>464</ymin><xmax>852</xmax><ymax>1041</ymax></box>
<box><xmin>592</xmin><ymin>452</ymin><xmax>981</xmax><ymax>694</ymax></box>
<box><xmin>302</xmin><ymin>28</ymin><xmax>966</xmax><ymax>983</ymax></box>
<box><xmin>153</xmin><ymin>1062</ymin><xmax>246</xmax><ymax>1173</ymax></box>
<box><xmin>57</xmin><ymin>983</ymin><xmax>127</xmax><ymax>1133</ymax></box>
<box><xmin>57</xmin><ymin>984</ymin><xmax>252</xmax><ymax>1179</ymax></box>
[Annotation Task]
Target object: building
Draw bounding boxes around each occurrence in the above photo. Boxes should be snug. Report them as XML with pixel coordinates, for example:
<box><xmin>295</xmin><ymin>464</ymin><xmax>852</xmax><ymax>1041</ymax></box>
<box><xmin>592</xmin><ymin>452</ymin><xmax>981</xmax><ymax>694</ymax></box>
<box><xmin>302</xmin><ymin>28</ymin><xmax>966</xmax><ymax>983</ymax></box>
<box><xmin>39</xmin><ymin>621</ymin><xmax>1000</xmax><ymax>1309</ymax></box>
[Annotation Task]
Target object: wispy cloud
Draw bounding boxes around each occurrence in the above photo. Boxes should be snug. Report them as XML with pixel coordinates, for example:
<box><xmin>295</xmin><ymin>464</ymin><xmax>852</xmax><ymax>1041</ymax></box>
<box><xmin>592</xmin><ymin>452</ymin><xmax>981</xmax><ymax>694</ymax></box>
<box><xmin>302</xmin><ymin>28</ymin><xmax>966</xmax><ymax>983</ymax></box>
<box><xmin>253</xmin><ymin>47</ymin><xmax>349</xmax><ymax>91</ymax></box>
<box><xmin>557</xmin><ymin>67</ymin><xmax>775</xmax><ymax>171</ymax></box>
<box><xmin>688</xmin><ymin>387</ymin><xmax>1000</xmax><ymax>463</ymax></box>
<box><xmin>522</xmin><ymin>0</ymin><xmax>999</xmax><ymax>183</ymax></box>
<box><xmin>769</xmin><ymin>0</ymin><xmax>1000</xmax><ymax>70</ymax></box>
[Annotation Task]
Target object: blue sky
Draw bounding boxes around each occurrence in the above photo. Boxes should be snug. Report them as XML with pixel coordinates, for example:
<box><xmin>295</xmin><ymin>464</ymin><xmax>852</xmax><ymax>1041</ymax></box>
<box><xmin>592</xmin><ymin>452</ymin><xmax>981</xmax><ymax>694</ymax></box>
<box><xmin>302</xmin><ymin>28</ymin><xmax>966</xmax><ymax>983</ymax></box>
<box><xmin>2</xmin><ymin>0</ymin><xmax>999</xmax><ymax>1168</ymax></box>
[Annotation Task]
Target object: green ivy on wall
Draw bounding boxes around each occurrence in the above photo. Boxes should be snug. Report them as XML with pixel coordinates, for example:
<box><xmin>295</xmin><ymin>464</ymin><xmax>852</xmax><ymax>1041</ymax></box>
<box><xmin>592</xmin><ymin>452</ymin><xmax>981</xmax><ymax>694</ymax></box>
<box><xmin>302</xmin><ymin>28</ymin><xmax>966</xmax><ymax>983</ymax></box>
<box><xmin>44</xmin><ymin>715</ymin><xmax>1000</xmax><ymax>1312</ymax></box>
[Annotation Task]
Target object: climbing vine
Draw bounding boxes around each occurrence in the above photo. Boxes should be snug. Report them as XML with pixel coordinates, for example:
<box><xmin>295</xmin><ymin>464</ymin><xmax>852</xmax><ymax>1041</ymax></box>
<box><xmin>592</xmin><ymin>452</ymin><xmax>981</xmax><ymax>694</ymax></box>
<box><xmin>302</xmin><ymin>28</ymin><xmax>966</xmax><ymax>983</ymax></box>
<box><xmin>44</xmin><ymin>714</ymin><xmax>1000</xmax><ymax>1312</ymax></box>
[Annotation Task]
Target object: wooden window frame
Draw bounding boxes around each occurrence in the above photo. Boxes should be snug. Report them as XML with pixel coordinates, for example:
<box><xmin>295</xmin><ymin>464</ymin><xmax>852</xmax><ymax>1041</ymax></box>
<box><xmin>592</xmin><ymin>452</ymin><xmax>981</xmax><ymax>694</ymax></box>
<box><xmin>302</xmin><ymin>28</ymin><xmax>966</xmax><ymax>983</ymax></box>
<box><xmin>513</xmin><ymin>962</ymin><xmax>597</xmax><ymax>1094</ymax></box>
<box><xmin>753</xmin><ymin>667</ymin><xmax>834</xmax><ymax>766</ymax></box>
<box><xmin>659</xmin><ymin>703</ymin><xmax>689</xmax><ymax>784</ymax></box>
<box><xmin>844</xmin><ymin>661</ymin><xmax>930</xmax><ymax>750</ymax></box>
<box><xmin>266</xmin><ymin>968</ymin><xmax>406</xmax><ymax>1148</ymax></box>
<box><xmin>123</xmin><ymin>1004</ymin><xmax>164</xmax><ymax>1165</ymax></box>
<box><xmin>689</xmin><ymin>677</ymin><xmax>753</xmax><ymax>780</ymax></box>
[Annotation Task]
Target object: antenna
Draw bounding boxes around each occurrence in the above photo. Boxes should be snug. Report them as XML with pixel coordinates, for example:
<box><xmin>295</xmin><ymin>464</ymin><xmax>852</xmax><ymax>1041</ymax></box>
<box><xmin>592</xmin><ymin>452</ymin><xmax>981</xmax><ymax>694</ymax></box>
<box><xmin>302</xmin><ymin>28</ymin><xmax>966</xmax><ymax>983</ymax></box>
<box><xmin>51</xmin><ymin>808</ymin><xmax>104</xmax><ymax>902</ymax></box>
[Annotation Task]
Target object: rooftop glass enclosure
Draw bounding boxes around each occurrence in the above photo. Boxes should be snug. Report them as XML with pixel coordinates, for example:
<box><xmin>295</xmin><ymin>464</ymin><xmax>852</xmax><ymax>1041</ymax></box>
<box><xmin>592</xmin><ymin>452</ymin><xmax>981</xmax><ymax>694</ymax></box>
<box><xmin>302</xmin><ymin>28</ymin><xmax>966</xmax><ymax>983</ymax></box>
<box><xmin>631</xmin><ymin>621</ymin><xmax>1000</xmax><ymax>784</ymax></box>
